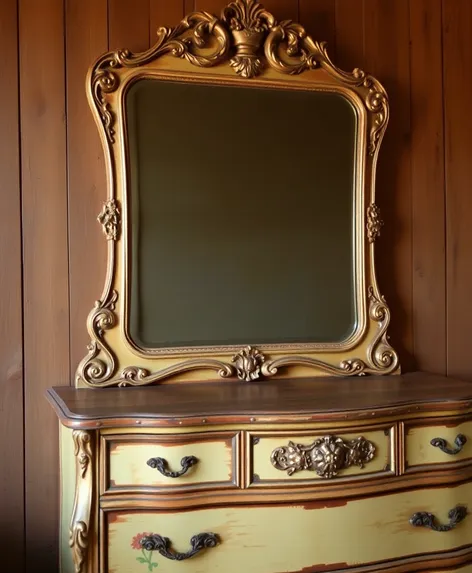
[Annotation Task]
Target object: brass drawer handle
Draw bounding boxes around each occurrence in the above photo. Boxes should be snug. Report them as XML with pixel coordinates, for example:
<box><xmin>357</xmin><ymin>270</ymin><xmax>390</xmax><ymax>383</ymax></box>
<box><xmin>146</xmin><ymin>455</ymin><xmax>198</xmax><ymax>478</ymax></box>
<box><xmin>430</xmin><ymin>434</ymin><xmax>467</xmax><ymax>455</ymax></box>
<box><xmin>410</xmin><ymin>506</ymin><xmax>467</xmax><ymax>532</ymax></box>
<box><xmin>140</xmin><ymin>532</ymin><xmax>219</xmax><ymax>560</ymax></box>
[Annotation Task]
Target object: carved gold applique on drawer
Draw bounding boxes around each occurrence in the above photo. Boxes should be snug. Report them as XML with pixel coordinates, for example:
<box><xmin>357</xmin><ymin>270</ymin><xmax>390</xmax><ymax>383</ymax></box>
<box><xmin>270</xmin><ymin>435</ymin><xmax>376</xmax><ymax>478</ymax></box>
<box><xmin>249</xmin><ymin>427</ymin><xmax>393</xmax><ymax>485</ymax></box>
<box><xmin>104</xmin><ymin>482</ymin><xmax>472</xmax><ymax>573</ymax></box>
<box><xmin>405</xmin><ymin>419</ymin><xmax>472</xmax><ymax>470</ymax></box>
<box><xmin>101</xmin><ymin>432</ymin><xmax>240</xmax><ymax>494</ymax></box>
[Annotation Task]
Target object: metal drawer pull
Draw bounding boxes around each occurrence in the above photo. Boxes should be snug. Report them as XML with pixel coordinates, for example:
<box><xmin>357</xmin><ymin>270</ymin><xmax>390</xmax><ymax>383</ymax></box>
<box><xmin>430</xmin><ymin>434</ymin><xmax>467</xmax><ymax>455</ymax></box>
<box><xmin>410</xmin><ymin>505</ymin><xmax>467</xmax><ymax>532</ymax></box>
<box><xmin>140</xmin><ymin>533</ymin><xmax>219</xmax><ymax>560</ymax></box>
<box><xmin>146</xmin><ymin>455</ymin><xmax>198</xmax><ymax>478</ymax></box>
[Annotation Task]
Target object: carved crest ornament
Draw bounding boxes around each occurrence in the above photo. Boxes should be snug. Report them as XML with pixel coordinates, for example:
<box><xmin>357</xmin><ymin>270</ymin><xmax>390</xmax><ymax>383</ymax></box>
<box><xmin>77</xmin><ymin>0</ymin><xmax>399</xmax><ymax>388</ymax></box>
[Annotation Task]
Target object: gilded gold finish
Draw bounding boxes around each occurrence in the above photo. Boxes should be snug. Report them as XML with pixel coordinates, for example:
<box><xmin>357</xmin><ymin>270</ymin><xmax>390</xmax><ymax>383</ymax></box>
<box><xmin>367</xmin><ymin>204</ymin><xmax>383</xmax><ymax>243</ymax></box>
<box><xmin>69</xmin><ymin>430</ymin><xmax>94</xmax><ymax>573</ymax></box>
<box><xmin>222</xmin><ymin>0</ymin><xmax>275</xmax><ymax>78</ymax></box>
<box><xmin>77</xmin><ymin>0</ymin><xmax>400</xmax><ymax>388</ymax></box>
<box><xmin>232</xmin><ymin>346</ymin><xmax>266</xmax><ymax>382</ymax></box>
<box><xmin>271</xmin><ymin>435</ymin><xmax>376</xmax><ymax>479</ymax></box>
<box><xmin>98</xmin><ymin>199</ymin><xmax>121</xmax><ymax>241</ymax></box>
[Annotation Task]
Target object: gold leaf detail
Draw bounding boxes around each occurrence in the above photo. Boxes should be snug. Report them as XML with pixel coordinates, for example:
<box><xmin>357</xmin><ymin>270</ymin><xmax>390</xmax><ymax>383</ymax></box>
<box><xmin>271</xmin><ymin>435</ymin><xmax>376</xmax><ymax>478</ymax></box>
<box><xmin>72</xmin><ymin>431</ymin><xmax>92</xmax><ymax>479</ymax></box>
<box><xmin>232</xmin><ymin>345</ymin><xmax>266</xmax><ymax>381</ymax></box>
<box><xmin>367</xmin><ymin>203</ymin><xmax>383</xmax><ymax>243</ymax></box>
<box><xmin>69</xmin><ymin>521</ymin><xmax>88</xmax><ymax>573</ymax></box>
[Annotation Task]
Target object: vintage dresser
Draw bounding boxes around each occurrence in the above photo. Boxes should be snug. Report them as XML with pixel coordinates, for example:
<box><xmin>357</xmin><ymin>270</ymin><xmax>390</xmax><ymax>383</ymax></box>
<box><xmin>48</xmin><ymin>1</ymin><xmax>472</xmax><ymax>571</ymax></box>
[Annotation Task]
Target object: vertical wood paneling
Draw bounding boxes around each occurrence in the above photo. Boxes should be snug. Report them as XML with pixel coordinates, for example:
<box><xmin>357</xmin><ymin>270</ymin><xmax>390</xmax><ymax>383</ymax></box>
<box><xmin>66</xmin><ymin>0</ymin><xmax>108</xmax><ymax>379</ymax></box>
<box><xmin>261</xmin><ymin>0</ymin><xmax>297</xmax><ymax>21</ymax></box>
<box><xmin>410</xmin><ymin>0</ymin><xmax>446</xmax><ymax>374</ymax></box>
<box><xmin>443</xmin><ymin>0</ymin><xmax>472</xmax><ymax>380</ymax></box>
<box><xmin>2</xmin><ymin>2</ymin><xmax>472</xmax><ymax>568</ymax></box>
<box><xmin>150</xmin><ymin>0</ymin><xmax>186</xmax><ymax>39</ymax></box>
<box><xmin>19</xmin><ymin>0</ymin><xmax>69</xmax><ymax>569</ymax></box>
<box><xmin>363</xmin><ymin>0</ymin><xmax>414</xmax><ymax>370</ymax></box>
<box><xmin>299</xmin><ymin>0</ymin><xmax>336</xmax><ymax>58</ymax></box>
<box><xmin>0</xmin><ymin>0</ymin><xmax>24</xmax><ymax>570</ymax></box>
<box><xmin>109</xmin><ymin>0</ymin><xmax>150</xmax><ymax>51</ymax></box>
<box><xmin>335</xmin><ymin>0</ymin><xmax>364</xmax><ymax>71</ymax></box>
<box><xmin>194</xmin><ymin>0</ymin><xmax>229</xmax><ymax>13</ymax></box>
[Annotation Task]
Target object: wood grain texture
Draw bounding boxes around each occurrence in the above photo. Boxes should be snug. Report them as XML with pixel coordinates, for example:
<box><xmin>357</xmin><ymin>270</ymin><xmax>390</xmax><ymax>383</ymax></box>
<box><xmin>410</xmin><ymin>0</ymin><xmax>446</xmax><ymax>374</ymax></box>
<box><xmin>334</xmin><ymin>0</ymin><xmax>364</xmax><ymax>72</ymax></box>
<box><xmin>0</xmin><ymin>0</ymin><xmax>24</xmax><ymax>570</ymax></box>
<box><xmin>150</xmin><ymin>0</ymin><xmax>186</xmax><ymax>40</ymax></box>
<box><xmin>363</xmin><ymin>0</ymin><xmax>414</xmax><ymax>370</ymax></box>
<box><xmin>66</xmin><ymin>0</ymin><xmax>108</xmax><ymax>381</ymax></box>
<box><xmin>19</xmin><ymin>0</ymin><xmax>69</xmax><ymax>569</ymax></box>
<box><xmin>3</xmin><ymin>0</ymin><xmax>472</xmax><ymax>567</ymax></box>
<box><xmin>47</xmin><ymin>373</ymin><xmax>472</xmax><ymax>429</ymax></box>
<box><xmin>299</xmin><ymin>0</ymin><xmax>336</xmax><ymax>58</ymax></box>
<box><xmin>443</xmin><ymin>0</ymin><xmax>472</xmax><ymax>381</ymax></box>
<box><xmin>109</xmin><ymin>0</ymin><xmax>150</xmax><ymax>52</ymax></box>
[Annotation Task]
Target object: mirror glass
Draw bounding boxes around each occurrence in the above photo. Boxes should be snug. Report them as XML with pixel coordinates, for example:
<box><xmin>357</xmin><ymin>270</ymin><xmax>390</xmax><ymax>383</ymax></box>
<box><xmin>126</xmin><ymin>78</ymin><xmax>358</xmax><ymax>349</ymax></box>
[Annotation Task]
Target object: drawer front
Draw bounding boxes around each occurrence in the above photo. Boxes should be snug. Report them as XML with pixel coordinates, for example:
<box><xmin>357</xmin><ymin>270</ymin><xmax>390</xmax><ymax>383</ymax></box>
<box><xmin>102</xmin><ymin>432</ymin><xmax>240</xmax><ymax>493</ymax></box>
<box><xmin>249</xmin><ymin>426</ymin><xmax>394</xmax><ymax>485</ymax></box>
<box><xmin>104</xmin><ymin>481</ymin><xmax>472</xmax><ymax>573</ymax></box>
<box><xmin>406</xmin><ymin>420</ymin><xmax>472</xmax><ymax>469</ymax></box>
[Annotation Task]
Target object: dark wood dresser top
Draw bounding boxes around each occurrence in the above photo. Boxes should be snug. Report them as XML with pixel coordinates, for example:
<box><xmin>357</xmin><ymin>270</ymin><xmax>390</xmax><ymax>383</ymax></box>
<box><xmin>46</xmin><ymin>372</ymin><xmax>472</xmax><ymax>429</ymax></box>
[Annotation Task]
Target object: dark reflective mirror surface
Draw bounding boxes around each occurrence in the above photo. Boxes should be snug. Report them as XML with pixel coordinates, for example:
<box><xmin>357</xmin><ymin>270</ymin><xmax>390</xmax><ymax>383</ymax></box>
<box><xmin>126</xmin><ymin>79</ymin><xmax>358</xmax><ymax>349</ymax></box>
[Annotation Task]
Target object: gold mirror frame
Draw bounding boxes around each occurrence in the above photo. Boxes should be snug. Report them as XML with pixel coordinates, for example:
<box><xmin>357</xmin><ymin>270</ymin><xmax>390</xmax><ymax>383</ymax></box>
<box><xmin>76</xmin><ymin>0</ymin><xmax>400</xmax><ymax>388</ymax></box>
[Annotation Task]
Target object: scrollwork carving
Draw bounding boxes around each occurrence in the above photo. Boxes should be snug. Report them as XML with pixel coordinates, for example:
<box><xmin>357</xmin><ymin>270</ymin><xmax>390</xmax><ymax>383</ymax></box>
<box><xmin>69</xmin><ymin>431</ymin><xmax>94</xmax><ymax>573</ymax></box>
<box><xmin>232</xmin><ymin>346</ymin><xmax>265</xmax><ymax>381</ymax></box>
<box><xmin>89</xmin><ymin>0</ymin><xmax>388</xmax><ymax>156</ymax></box>
<box><xmin>78</xmin><ymin>0</ymin><xmax>398</xmax><ymax>388</ymax></box>
<box><xmin>271</xmin><ymin>435</ymin><xmax>376</xmax><ymax>478</ymax></box>
<box><xmin>91</xmin><ymin>12</ymin><xmax>230</xmax><ymax>143</ymax></box>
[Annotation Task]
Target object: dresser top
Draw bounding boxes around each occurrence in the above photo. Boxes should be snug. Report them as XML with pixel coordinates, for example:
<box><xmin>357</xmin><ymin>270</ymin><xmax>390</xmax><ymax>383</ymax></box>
<box><xmin>46</xmin><ymin>372</ymin><xmax>472</xmax><ymax>429</ymax></box>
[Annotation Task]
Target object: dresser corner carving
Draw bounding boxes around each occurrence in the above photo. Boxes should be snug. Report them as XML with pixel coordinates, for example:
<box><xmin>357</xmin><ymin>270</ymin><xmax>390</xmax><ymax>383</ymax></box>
<box><xmin>70</xmin><ymin>430</ymin><xmax>94</xmax><ymax>573</ymax></box>
<box><xmin>271</xmin><ymin>435</ymin><xmax>376</xmax><ymax>479</ymax></box>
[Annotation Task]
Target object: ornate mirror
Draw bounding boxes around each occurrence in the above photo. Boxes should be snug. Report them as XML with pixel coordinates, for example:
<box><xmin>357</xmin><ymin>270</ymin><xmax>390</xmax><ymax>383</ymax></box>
<box><xmin>76</xmin><ymin>0</ymin><xmax>399</xmax><ymax>388</ymax></box>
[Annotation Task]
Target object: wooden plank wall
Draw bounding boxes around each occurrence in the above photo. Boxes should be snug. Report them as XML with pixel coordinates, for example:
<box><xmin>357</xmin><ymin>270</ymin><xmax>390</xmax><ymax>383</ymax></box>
<box><xmin>0</xmin><ymin>0</ymin><xmax>471</xmax><ymax>570</ymax></box>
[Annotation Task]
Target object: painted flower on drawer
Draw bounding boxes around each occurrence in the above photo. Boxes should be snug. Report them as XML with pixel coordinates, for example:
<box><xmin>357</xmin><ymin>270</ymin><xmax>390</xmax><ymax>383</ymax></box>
<box><xmin>131</xmin><ymin>533</ymin><xmax>158</xmax><ymax>570</ymax></box>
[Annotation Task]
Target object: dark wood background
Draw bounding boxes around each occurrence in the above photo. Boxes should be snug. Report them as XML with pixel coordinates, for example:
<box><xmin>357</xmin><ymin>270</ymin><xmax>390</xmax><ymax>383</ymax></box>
<box><xmin>1</xmin><ymin>0</ymin><xmax>471</xmax><ymax>570</ymax></box>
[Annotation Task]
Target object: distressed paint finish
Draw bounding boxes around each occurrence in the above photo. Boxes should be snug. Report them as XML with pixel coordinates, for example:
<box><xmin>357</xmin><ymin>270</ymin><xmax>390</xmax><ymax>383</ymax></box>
<box><xmin>105</xmin><ymin>434</ymin><xmax>237</xmax><ymax>492</ymax></box>
<box><xmin>105</xmin><ymin>481</ymin><xmax>472</xmax><ymax>572</ymax></box>
<box><xmin>406</xmin><ymin>420</ymin><xmax>472</xmax><ymax>468</ymax></box>
<box><xmin>251</xmin><ymin>428</ymin><xmax>392</xmax><ymax>483</ymax></box>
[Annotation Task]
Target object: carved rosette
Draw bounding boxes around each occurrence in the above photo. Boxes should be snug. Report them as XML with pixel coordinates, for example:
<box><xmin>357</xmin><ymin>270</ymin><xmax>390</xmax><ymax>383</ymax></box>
<box><xmin>98</xmin><ymin>199</ymin><xmax>121</xmax><ymax>241</ymax></box>
<box><xmin>271</xmin><ymin>435</ymin><xmax>376</xmax><ymax>479</ymax></box>
<box><xmin>70</xmin><ymin>431</ymin><xmax>94</xmax><ymax>573</ymax></box>
<box><xmin>367</xmin><ymin>203</ymin><xmax>383</xmax><ymax>243</ymax></box>
<box><xmin>232</xmin><ymin>345</ymin><xmax>265</xmax><ymax>381</ymax></box>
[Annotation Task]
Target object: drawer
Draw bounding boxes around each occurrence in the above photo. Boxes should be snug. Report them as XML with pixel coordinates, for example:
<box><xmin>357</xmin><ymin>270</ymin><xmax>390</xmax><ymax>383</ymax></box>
<box><xmin>101</xmin><ymin>432</ymin><xmax>241</xmax><ymax>494</ymax></box>
<box><xmin>406</xmin><ymin>419</ymin><xmax>472</xmax><ymax>470</ymax></box>
<box><xmin>103</xmin><ymin>481</ymin><xmax>472</xmax><ymax>573</ymax></box>
<box><xmin>248</xmin><ymin>426</ymin><xmax>394</xmax><ymax>486</ymax></box>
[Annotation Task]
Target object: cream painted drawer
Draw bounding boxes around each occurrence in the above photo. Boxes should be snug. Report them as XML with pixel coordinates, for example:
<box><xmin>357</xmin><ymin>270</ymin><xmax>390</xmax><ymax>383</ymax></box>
<box><xmin>248</xmin><ymin>426</ymin><xmax>394</xmax><ymax>486</ymax></box>
<box><xmin>103</xmin><ymin>481</ymin><xmax>472</xmax><ymax>573</ymax></box>
<box><xmin>101</xmin><ymin>432</ymin><xmax>240</xmax><ymax>494</ymax></box>
<box><xmin>406</xmin><ymin>419</ymin><xmax>472</xmax><ymax>470</ymax></box>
